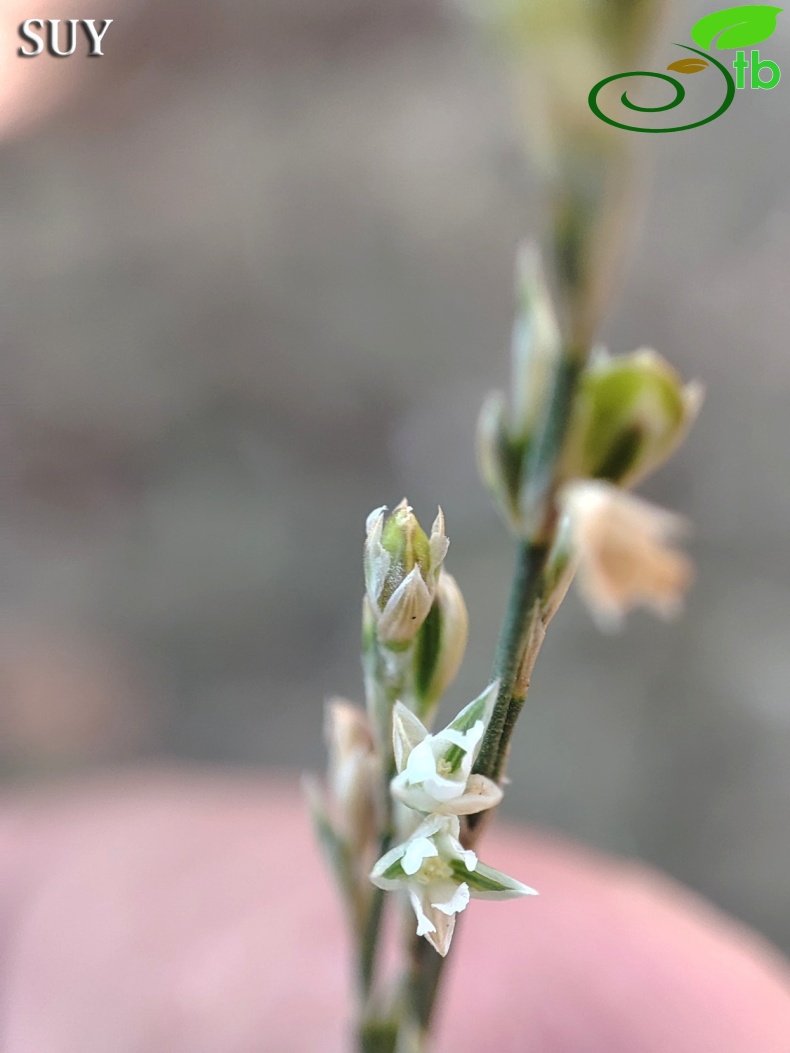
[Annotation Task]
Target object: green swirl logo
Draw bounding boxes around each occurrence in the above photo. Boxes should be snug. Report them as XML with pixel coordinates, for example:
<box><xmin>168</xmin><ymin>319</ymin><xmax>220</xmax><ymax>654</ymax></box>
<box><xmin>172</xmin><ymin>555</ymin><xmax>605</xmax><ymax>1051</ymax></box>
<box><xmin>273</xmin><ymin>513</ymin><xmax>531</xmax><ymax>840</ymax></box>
<box><xmin>589</xmin><ymin>5</ymin><xmax>783</xmax><ymax>133</ymax></box>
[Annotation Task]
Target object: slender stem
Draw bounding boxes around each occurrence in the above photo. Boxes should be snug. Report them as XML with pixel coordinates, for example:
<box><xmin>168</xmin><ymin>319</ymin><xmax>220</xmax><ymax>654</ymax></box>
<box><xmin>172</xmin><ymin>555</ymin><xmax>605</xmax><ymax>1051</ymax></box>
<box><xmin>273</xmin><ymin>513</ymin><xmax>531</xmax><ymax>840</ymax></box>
<box><xmin>359</xmin><ymin>1019</ymin><xmax>400</xmax><ymax>1053</ymax></box>
<box><xmin>359</xmin><ymin>860</ymin><xmax>388</xmax><ymax>995</ymax></box>
<box><xmin>473</xmin><ymin>540</ymin><xmax>549</xmax><ymax>783</ymax></box>
<box><xmin>356</xmin><ymin>826</ymin><xmax>394</xmax><ymax>1052</ymax></box>
<box><xmin>404</xmin><ymin>916</ymin><xmax>450</xmax><ymax>1034</ymax></box>
<box><xmin>359</xmin><ymin>638</ymin><xmax>412</xmax><ymax>1007</ymax></box>
<box><xmin>396</xmin><ymin>540</ymin><xmax>550</xmax><ymax>1037</ymax></box>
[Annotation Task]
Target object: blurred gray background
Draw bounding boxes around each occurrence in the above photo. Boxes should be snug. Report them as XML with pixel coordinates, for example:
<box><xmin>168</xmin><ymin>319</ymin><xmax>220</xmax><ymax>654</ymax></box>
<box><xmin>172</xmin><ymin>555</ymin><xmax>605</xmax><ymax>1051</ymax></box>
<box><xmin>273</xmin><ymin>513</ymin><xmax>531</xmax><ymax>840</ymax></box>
<box><xmin>1</xmin><ymin>0</ymin><xmax>788</xmax><ymax>956</ymax></box>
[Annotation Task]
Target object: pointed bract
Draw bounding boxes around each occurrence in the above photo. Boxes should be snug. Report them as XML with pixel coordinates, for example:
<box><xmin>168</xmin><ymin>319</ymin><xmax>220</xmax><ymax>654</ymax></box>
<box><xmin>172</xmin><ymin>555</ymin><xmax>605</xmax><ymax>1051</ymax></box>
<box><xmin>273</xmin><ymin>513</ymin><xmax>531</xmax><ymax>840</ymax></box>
<box><xmin>377</xmin><ymin>566</ymin><xmax>433</xmax><ymax>644</ymax></box>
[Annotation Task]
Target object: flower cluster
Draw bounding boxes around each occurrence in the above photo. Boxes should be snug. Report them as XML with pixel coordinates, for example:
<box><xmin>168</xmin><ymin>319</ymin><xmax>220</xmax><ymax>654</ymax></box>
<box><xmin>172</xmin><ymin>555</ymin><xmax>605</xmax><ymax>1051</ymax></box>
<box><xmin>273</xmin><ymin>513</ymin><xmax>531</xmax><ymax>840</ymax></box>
<box><xmin>310</xmin><ymin>502</ymin><xmax>534</xmax><ymax>958</ymax></box>
<box><xmin>371</xmin><ymin>680</ymin><xmax>536</xmax><ymax>957</ymax></box>
<box><xmin>478</xmin><ymin>247</ymin><xmax>702</xmax><ymax>627</ymax></box>
<box><xmin>311</xmin><ymin>249</ymin><xmax>703</xmax><ymax>975</ymax></box>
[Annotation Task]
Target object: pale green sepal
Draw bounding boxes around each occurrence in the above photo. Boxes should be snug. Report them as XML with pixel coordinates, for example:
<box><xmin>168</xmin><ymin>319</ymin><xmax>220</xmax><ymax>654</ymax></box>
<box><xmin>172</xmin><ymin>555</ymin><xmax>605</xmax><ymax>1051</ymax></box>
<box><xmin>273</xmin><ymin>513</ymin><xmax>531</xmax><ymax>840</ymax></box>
<box><xmin>451</xmin><ymin>857</ymin><xmax>538</xmax><ymax>900</ymax></box>
<box><xmin>448</xmin><ymin>679</ymin><xmax>499</xmax><ymax>735</ymax></box>
<box><xmin>558</xmin><ymin>348</ymin><xmax>703</xmax><ymax>488</ymax></box>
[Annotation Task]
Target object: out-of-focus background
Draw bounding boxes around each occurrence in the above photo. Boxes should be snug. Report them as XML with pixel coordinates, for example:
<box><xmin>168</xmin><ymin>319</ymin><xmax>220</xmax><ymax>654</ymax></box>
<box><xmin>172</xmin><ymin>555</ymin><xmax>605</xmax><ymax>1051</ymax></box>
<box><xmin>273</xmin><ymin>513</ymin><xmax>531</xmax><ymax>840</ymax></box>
<box><xmin>0</xmin><ymin>0</ymin><xmax>788</xmax><ymax>957</ymax></box>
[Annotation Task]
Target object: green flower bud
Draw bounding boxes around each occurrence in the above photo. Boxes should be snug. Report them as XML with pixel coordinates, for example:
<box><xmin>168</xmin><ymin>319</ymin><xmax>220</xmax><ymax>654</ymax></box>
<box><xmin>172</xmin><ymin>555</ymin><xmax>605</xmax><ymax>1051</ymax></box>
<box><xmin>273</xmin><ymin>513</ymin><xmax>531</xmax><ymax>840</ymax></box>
<box><xmin>477</xmin><ymin>246</ymin><xmax>563</xmax><ymax>535</ymax></box>
<box><xmin>558</xmin><ymin>349</ymin><xmax>703</xmax><ymax>488</ymax></box>
<box><xmin>364</xmin><ymin>501</ymin><xmax>449</xmax><ymax>645</ymax></box>
<box><xmin>511</xmin><ymin>244</ymin><xmax>562</xmax><ymax>440</ymax></box>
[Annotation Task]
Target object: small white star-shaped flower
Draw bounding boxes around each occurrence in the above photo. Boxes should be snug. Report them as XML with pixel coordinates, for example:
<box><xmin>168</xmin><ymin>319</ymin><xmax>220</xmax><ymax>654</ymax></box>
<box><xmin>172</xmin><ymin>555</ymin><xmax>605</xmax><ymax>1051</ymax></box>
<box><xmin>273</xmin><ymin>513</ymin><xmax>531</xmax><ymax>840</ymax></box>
<box><xmin>390</xmin><ymin>682</ymin><xmax>502</xmax><ymax>816</ymax></box>
<box><xmin>370</xmin><ymin>814</ymin><xmax>536</xmax><ymax>956</ymax></box>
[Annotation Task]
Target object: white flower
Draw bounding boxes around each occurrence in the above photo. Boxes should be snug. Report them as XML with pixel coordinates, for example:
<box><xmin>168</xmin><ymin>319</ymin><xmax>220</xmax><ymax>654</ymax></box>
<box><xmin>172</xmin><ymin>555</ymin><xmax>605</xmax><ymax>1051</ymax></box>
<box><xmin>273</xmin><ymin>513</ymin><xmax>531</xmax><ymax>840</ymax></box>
<box><xmin>364</xmin><ymin>501</ymin><xmax>449</xmax><ymax>645</ymax></box>
<box><xmin>390</xmin><ymin>682</ymin><xmax>502</xmax><ymax>815</ymax></box>
<box><xmin>370</xmin><ymin>814</ymin><xmax>536</xmax><ymax>956</ymax></box>
<box><xmin>558</xmin><ymin>480</ymin><xmax>694</xmax><ymax>630</ymax></box>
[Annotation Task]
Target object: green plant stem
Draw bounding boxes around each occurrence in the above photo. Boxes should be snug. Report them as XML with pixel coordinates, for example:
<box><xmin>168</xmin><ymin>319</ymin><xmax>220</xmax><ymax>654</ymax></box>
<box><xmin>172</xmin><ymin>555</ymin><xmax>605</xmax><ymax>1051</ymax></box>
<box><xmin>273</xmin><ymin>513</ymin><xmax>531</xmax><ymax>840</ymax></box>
<box><xmin>359</xmin><ymin>634</ymin><xmax>414</xmax><ymax>1009</ymax></box>
<box><xmin>359</xmin><ymin>1018</ymin><xmax>400</xmax><ymax>1053</ymax></box>
<box><xmin>356</xmin><ymin>825</ymin><xmax>395</xmax><ymax>1052</ymax></box>
<box><xmin>404</xmin><ymin>925</ymin><xmax>447</xmax><ymax>1034</ymax></box>
<box><xmin>473</xmin><ymin>539</ymin><xmax>549</xmax><ymax>783</ymax></box>
<box><xmin>360</xmin><ymin>851</ymin><xmax>388</xmax><ymax>995</ymax></box>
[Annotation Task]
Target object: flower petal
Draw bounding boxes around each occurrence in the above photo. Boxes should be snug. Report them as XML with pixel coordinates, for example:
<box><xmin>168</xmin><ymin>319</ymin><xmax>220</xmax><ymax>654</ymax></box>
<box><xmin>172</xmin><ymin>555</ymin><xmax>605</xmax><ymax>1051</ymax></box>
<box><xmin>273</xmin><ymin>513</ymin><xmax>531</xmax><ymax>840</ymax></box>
<box><xmin>436</xmin><ymin>774</ymin><xmax>503</xmax><ymax>815</ymax></box>
<box><xmin>369</xmin><ymin>842</ymin><xmax>408</xmax><ymax>890</ymax></box>
<box><xmin>402</xmin><ymin>836</ymin><xmax>439</xmax><ymax>876</ymax></box>
<box><xmin>392</xmin><ymin>701</ymin><xmax>428</xmax><ymax>774</ymax></box>
<box><xmin>409</xmin><ymin>890</ymin><xmax>437</xmax><ymax>937</ymax></box>
<box><xmin>559</xmin><ymin>481</ymin><xmax>694</xmax><ymax>628</ymax></box>
<box><xmin>432</xmin><ymin>881</ymin><xmax>471</xmax><ymax>917</ymax></box>
<box><xmin>403</xmin><ymin>738</ymin><xmax>444</xmax><ymax>783</ymax></box>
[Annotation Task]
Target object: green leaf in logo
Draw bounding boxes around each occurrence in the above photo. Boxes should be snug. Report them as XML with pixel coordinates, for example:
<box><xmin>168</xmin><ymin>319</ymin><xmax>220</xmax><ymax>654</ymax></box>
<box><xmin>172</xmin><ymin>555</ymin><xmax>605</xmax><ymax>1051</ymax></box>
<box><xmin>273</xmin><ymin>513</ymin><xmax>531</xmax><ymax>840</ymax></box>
<box><xmin>691</xmin><ymin>5</ymin><xmax>782</xmax><ymax>49</ymax></box>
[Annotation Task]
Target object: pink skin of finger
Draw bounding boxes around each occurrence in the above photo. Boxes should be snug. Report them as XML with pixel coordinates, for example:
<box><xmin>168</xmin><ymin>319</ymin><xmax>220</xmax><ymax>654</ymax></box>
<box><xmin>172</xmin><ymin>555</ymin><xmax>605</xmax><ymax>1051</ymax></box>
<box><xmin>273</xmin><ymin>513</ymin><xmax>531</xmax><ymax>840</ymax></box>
<box><xmin>0</xmin><ymin>772</ymin><xmax>788</xmax><ymax>1053</ymax></box>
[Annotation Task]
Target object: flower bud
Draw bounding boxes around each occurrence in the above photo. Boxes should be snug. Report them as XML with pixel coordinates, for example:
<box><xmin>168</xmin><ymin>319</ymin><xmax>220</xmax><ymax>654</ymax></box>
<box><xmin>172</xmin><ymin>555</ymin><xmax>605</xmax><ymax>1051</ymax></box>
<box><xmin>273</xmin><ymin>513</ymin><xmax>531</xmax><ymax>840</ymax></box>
<box><xmin>511</xmin><ymin>243</ymin><xmax>562</xmax><ymax>440</ymax></box>
<box><xmin>324</xmin><ymin>699</ymin><xmax>381</xmax><ymax>851</ymax></box>
<box><xmin>477</xmin><ymin>246</ymin><xmax>562</xmax><ymax>534</ymax></box>
<box><xmin>412</xmin><ymin>571</ymin><xmax>469</xmax><ymax>720</ymax></box>
<box><xmin>364</xmin><ymin>501</ymin><xmax>449</xmax><ymax>645</ymax></box>
<box><xmin>558</xmin><ymin>349</ymin><xmax>703</xmax><ymax>488</ymax></box>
